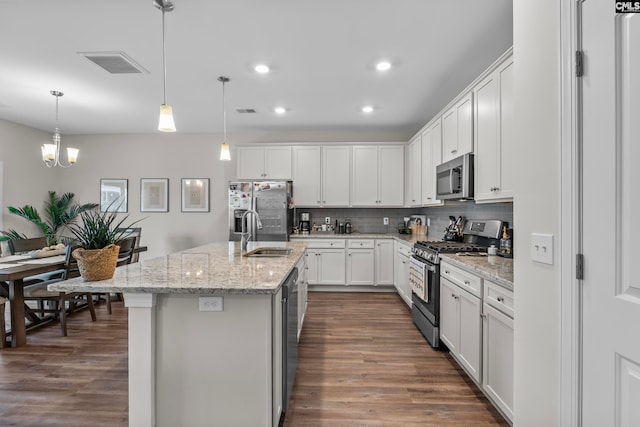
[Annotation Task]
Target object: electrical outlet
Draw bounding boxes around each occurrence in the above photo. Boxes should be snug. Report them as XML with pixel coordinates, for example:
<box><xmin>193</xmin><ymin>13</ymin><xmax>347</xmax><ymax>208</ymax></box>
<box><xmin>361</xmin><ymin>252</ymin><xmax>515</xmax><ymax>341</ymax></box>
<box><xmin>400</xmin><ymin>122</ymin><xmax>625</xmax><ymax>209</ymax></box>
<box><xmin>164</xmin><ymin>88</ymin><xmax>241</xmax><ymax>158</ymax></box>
<box><xmin>383</xmin><ymin>217</ymin><xmax>389</xmax><ymax>225</ymax></box>
<box><xmin>427</xmin><ymin>218</ymin><xmax>431</xmax><ymax>227</ymax></box>
<box><xmin>199</xmin><ymin>296</ymin><xmax>223</xmax><ymax>312</ymax></box>
<box><xmin>325</xmin><ymin>217</ymin><xmax>331</xmax><ymax>224</ymax></box>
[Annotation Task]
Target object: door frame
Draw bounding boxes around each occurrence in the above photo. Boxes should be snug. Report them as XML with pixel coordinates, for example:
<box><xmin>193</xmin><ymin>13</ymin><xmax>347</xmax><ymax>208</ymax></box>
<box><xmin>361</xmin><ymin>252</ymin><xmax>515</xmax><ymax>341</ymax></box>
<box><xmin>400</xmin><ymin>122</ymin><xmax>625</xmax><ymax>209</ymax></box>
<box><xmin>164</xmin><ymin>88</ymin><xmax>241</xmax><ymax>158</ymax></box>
<box><xmin>559</xmin><ymin>0</ymin><xmax>582</xmax><ymax>425</ymax></box>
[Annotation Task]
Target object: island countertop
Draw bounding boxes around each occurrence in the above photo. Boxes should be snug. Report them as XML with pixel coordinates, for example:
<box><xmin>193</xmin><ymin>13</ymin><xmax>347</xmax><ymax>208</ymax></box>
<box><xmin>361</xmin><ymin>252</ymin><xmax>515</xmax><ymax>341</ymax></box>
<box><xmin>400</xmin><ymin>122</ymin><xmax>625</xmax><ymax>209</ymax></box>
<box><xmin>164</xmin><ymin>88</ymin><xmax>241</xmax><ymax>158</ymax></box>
<box><xmin>48</xmin><ymin>241</ymin><xmax>306</xmax><ymax>295</ymax></box>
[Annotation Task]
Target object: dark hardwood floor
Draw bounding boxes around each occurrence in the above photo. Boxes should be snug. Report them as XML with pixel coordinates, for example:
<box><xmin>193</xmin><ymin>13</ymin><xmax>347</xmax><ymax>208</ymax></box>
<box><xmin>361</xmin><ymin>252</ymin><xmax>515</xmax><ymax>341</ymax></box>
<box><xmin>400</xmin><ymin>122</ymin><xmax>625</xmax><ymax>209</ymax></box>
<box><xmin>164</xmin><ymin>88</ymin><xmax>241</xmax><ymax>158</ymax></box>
<box><xmin>0</xmin><ymin>292</ymin><xmax>507</xmax><ymax>426</ymax></box>
<box><xmin>0</xmin><ymin>300</ymin><xmax>128</xmax><ymax>427</ymax></box>
<box><xmin>283</xmin><ymin>292</ymin><xmax>508</xmax><ymax>427</ymax></box>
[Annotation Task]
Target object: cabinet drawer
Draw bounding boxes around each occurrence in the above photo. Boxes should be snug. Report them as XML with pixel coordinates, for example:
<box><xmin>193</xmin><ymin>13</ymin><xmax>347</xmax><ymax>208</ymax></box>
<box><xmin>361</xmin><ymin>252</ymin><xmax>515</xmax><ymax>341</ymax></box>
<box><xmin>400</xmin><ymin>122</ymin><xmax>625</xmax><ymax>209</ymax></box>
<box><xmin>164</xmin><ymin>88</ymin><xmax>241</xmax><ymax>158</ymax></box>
<box><xmin>306</xmin><ymin>239</ymin><xmax>345</xmax><ymax>249</ymax></box>
<box><xmin>484</xmin><ymin>280</ymin><xmax>514</xmax><ymax>318</ymax></box>
<box><xmin>397</xmin><ymin>242</ymin><xmax>412</xmax><ymax>257</ymax></box>
<box><xmin>347</xmin><ymin>239</ymin><xmax>374</xmax><ymax>249</ymax></box>
<box><xmin>440</xmin><ymin>261</ymin><xmax>482</xmax><ymax>298</ymax></box>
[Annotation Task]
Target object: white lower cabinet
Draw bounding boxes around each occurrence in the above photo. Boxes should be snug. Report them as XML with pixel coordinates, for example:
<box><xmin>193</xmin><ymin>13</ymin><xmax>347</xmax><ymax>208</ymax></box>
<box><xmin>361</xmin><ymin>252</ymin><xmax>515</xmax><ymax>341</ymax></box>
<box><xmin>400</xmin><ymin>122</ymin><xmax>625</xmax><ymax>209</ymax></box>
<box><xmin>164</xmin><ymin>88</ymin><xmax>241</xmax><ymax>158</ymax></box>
<box><xmin>440</xmin><ymin>276</ymin><xmax>482</xmax><ymax>383</ymax></box>
<box><xmin>482</xmin><ymin>280</ymin><xmax>514</xmax><ymax>422</ymax></box>
<box><xmin>346</xmin><ymin>242</ymin><xmax>375</xmax><ymax>286</ymax></box>
<box><xmin>440</xmin><ymin>260</ymin><xmax>513</xmax><ymax>423</ymax></box>
<box><xmin>375</xmin><ymin>239</ymin><xmax>394</xmax><ymax>286</ymax></box>
<box><xmin>296</xmin><ymin>255</ymin><xmax>308</xmax><ymax>340</ymax></box>
<box><xmin>302</xmin><ymin>239</ymin><xmax>346</xmax><ymax>286</ymax></box>
<box><xmin>394</xmin><ymin>241</ymin><xmax>412</xmax><ymax>306</ymax></box>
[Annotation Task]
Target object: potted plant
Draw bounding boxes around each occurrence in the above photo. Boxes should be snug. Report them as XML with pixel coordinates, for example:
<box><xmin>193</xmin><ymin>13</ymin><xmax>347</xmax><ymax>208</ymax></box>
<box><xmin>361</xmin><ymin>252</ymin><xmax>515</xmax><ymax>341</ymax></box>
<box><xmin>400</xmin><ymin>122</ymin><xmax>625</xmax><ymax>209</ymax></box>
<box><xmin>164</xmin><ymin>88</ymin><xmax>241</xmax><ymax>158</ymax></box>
<box><xmin>66</xmin><ymin>206</ymin><xmax>142</xmax><ymax>281</ymax></box>
<box><xmin>0</xmin><ymin>191</ymin><xmax>98</xmax><ymax>246</ymax></box>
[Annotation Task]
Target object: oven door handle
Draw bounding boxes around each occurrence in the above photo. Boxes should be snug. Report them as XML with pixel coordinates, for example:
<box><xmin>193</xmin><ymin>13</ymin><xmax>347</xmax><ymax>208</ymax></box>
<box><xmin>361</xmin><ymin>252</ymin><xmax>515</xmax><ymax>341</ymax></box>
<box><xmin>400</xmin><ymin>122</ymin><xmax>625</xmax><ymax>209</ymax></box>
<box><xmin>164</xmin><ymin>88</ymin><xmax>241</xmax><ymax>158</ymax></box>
<box><xmin>425</xmin><ymin>264</ymin><xmax>436</xmax><ymax>273</ymax></box>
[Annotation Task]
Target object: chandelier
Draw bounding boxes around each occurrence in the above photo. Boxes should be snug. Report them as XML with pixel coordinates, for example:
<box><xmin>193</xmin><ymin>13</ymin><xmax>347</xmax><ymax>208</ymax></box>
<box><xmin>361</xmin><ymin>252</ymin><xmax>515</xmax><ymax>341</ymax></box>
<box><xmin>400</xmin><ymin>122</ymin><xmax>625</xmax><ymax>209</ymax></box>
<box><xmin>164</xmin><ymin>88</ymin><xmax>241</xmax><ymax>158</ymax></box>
<box><xmin>41</xmin><ymin>90</ymin><xmax>78</xmax><ymax>168</ymax></box>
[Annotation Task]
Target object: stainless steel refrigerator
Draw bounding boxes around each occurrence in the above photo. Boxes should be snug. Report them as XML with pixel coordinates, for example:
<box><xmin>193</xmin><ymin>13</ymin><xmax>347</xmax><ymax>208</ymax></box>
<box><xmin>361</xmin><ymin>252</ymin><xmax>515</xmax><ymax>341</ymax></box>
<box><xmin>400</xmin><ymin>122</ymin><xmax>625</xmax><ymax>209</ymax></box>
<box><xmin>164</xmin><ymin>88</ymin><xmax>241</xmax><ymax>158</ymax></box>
<box><xmin>228</xmin><ymin>180</ymin><xmax>294</xmax><ymax>242</ymax></box>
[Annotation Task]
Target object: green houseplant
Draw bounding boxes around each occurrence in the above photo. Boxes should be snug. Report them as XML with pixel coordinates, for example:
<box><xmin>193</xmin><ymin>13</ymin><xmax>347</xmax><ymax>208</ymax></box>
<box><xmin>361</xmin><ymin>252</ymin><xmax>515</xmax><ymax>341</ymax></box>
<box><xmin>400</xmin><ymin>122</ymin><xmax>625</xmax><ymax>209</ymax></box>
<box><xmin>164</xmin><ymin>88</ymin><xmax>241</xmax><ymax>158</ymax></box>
<box><xmin>0</xmin><ymin>191</ymin><xmax>98</xmax><ymax>246</ymax></box>
<box><xmin>66</xmin><ymin>205</ymin><xmax>142</xmax><ymax>281</ymax></box>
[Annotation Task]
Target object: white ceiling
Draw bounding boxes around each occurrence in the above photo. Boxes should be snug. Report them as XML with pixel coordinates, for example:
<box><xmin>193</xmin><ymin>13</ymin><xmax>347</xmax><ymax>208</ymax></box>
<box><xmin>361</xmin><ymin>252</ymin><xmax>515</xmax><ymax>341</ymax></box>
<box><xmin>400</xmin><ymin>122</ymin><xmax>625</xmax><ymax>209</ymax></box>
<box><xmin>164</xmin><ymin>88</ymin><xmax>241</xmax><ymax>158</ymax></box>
<box><xmin>0</xmin><ymin>0</ymin><xmax>512</xmax><ymax>140</ymax></box>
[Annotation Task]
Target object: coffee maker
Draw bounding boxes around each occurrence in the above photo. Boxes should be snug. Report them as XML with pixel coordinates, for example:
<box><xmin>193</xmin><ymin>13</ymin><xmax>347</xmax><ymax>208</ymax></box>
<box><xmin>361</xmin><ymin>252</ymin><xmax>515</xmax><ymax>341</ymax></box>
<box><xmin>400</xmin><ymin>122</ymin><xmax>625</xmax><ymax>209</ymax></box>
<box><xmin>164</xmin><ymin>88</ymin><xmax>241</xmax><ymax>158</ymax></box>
<box><xmin>299</xmin><ymin>212</ymin><xmax>311</xmax><ymax>234</ymax></box>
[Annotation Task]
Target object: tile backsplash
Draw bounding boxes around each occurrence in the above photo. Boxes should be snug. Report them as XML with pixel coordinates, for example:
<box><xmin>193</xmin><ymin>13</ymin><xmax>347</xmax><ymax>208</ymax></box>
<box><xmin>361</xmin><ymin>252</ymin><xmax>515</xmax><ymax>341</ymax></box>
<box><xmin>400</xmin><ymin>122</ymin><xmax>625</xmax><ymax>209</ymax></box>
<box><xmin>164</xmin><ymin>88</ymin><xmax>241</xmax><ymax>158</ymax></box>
<box><xmin>295</xmin><ymin>201</ymin><xmax>513</xmax><ymax>239</ymax></box>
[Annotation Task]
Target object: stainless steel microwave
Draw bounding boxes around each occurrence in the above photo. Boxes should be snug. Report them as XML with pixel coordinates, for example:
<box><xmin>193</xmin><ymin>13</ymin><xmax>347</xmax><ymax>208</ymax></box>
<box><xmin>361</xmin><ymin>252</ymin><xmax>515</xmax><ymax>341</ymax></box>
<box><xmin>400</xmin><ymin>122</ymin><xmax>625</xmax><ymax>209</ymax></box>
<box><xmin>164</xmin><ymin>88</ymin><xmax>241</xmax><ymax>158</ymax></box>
<box><xmin>435</xmin><ymin>153</ymin><xmax>474</xmax><ymax>200</ymax></box>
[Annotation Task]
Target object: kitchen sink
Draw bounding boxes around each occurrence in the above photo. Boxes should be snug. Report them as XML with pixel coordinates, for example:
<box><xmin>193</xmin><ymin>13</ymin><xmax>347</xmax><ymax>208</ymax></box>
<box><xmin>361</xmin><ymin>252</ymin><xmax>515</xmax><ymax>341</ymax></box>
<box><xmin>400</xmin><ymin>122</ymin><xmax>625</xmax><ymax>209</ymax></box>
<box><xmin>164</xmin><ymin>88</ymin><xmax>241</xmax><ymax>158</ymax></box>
<box><xmin>244</xmin><ymin>247</ymin><xmax>293</xmax><ymax>257</ymax></box>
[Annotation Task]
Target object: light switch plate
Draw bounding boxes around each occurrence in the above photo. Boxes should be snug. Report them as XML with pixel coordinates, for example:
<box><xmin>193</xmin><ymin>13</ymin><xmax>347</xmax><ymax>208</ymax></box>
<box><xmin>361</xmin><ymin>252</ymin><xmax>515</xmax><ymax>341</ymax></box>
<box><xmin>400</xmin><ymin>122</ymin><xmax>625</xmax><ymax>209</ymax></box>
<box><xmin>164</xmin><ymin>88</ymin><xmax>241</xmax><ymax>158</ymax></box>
<box><xmin>199</xmin><ymin>296</ymin><xmax>223</xmax><ymax>312</ymax></box>
<box><xmin>531</xmin><ymin>233</ymin><xmax>553</xmax><ymax>265</ymax></box>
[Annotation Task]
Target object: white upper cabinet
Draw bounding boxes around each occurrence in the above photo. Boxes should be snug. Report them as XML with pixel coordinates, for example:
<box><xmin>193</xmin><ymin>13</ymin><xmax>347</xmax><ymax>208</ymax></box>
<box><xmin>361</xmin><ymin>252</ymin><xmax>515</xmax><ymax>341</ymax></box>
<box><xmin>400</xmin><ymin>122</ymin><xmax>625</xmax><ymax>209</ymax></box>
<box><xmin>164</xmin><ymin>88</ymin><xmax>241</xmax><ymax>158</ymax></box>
<box><xmin>474</xmin><ymin>56</ymin><xmax>514</xmax><ymax>202</ymax></box>
<box><xmin>322</xmin><ymin>146</ymin><xmax>351</xmax><ymax>207</ymax></box>
<box><xmin>421</xmin><ymin>119</ymin><xmax>443</xmax><ymax>206</ymax></box>
<box><xmin>442</xmin><ymin>92</ymin><xmax>473</xmax><ymax>163</ymax></box>
<box><xmin>352</xmin><ymin>145</ymin><xmax>404</xmax><ymax>207</ymax></box>
<box><xmin>407</xmin><ymin>136</ymin><xmax>422</xmax><ymax>206</ymax></box>
<box><xmin>292</xmin><ymin>146</ymin><xmax>350</xmax><ymax>207</ymax></box>
<box><xmin>237</xmin><ymin>146</ymin><xmax>292</xmax><ymax>179</ymax></box>
<box><xmin>292</xmin><ymin>146</ymin><xmax>321</xmax><ymax>206</ymax></box>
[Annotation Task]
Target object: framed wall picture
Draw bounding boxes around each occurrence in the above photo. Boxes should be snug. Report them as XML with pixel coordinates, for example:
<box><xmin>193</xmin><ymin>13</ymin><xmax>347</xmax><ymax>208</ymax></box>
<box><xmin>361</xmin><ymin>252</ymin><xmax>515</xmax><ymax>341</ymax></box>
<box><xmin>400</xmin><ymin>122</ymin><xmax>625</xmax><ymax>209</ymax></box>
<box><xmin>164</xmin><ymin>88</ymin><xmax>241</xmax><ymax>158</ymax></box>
<box><xmin>100</xmin><ymin>178</ymin><xmax>128</xmax><ymax>212</ymax></box>
<box><xmin>141</xmin><ymin>178</ymin><xmax>169</xmax><ymax>212</ymax></box>
<box><xmin>181</xmin><ymin>178</ymin><xmax>209</xmax><ymax>212</ymax></box>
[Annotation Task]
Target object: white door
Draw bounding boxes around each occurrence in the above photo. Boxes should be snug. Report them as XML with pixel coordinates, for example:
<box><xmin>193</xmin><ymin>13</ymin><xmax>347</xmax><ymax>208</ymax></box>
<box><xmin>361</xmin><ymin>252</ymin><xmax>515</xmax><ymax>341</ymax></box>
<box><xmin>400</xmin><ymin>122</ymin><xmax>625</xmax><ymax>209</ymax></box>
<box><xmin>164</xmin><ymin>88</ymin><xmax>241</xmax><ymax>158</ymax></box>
<box><xmin>581</xmin><ymin>5</ymin><xmax>640</xmax><ymax>426</ymax></box>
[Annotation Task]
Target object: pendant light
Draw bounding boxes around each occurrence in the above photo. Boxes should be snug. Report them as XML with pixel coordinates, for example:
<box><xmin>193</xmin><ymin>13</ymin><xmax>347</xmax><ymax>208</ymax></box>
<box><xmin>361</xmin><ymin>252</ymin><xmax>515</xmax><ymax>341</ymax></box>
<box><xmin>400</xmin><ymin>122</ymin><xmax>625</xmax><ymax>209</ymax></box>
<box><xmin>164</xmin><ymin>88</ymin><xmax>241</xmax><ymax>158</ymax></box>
<box><xmin>41</xmin><ymin>90</ymin><xmax>79</xmax><ymax>168</ymax></box>
<box><xmin>218</xmin><ymin>76</ymin><xmax>231</xmax><ymax>161</ymax></box>
<box><xmin>154</xmin><ymin>0</ymin><xmax>176</xmax><ymax>132</ymax></box>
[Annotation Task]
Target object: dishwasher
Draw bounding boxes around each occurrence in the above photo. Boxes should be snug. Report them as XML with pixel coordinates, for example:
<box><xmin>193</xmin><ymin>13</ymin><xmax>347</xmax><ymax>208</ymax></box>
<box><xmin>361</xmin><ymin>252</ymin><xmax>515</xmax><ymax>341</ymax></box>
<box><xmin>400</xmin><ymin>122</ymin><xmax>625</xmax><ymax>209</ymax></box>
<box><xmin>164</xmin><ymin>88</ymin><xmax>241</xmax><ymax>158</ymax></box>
<box><xmin>281</xmin><ymin>267</ymin><xmax>299</xmax><ymax>414</ymax></box>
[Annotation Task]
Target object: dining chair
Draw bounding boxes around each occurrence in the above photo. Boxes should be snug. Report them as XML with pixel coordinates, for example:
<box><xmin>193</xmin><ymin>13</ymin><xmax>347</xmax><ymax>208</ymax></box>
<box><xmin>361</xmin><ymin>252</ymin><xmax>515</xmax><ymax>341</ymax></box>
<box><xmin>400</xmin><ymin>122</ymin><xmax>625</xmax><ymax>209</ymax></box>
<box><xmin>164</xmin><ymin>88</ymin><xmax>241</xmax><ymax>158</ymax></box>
<box><xmin>7</xmin><ymin>237</ymin><xmax>48</xmax><ymax>255</ymax></box>
<box><xmin>0</xmin><ymin>297</ymin><xmax>6</xmax><ymax>348</ymax></box>
<box><xmin>22</xmin><ymin>245</ymin><xmax>96</xmax><ymax>337</ymax></box>
<box><xmin>96</xmin><ymin>236</ymin><xmax>137</xmax><ymax>314</ymax></box>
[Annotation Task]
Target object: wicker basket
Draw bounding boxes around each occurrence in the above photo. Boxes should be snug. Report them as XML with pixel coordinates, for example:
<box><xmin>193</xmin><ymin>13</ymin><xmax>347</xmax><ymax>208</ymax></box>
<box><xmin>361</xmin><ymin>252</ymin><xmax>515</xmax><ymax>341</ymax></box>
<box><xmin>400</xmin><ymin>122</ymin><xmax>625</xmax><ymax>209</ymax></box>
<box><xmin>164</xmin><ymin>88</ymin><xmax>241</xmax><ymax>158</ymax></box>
<box><xmin>72</xmin><ymin>244</ymin><xmax>120</xmax><ymax>281</ymax></box>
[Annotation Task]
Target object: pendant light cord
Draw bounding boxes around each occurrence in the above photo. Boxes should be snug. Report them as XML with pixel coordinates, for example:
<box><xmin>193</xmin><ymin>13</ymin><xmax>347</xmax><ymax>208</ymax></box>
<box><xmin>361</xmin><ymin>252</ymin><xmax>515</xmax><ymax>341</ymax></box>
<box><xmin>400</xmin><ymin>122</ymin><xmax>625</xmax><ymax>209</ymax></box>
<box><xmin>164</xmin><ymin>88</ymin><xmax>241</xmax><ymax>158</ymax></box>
<box><xmin>222</xmin><ymin>79</ymin><xmax>227</xmax><ymax>141</ymax></box>
<box><xmin>161</xmin><ymin>8</ymin><xmax>167</xmax><ymax>105</ymax></box>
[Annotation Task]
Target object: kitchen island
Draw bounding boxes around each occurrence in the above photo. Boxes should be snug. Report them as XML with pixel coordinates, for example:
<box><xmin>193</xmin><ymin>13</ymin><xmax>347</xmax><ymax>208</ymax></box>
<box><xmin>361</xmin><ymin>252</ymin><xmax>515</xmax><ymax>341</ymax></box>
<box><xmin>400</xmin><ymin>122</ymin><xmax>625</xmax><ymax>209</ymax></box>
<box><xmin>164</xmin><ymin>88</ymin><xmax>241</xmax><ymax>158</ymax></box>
<box><xmin>49</xmin><ymin>241</ymin><xmax>306</xmax><ymax>427</ymax></box>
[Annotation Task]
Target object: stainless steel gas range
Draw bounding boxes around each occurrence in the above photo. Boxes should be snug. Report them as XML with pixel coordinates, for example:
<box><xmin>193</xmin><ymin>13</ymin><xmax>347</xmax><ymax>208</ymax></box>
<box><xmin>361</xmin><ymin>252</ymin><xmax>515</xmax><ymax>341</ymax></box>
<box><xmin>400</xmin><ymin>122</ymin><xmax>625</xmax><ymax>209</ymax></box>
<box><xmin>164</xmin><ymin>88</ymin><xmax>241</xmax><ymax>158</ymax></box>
<box><xmin>410</xmin><ymin>219</ymin><xmax>503</xmax><ymax>348</ymax></box>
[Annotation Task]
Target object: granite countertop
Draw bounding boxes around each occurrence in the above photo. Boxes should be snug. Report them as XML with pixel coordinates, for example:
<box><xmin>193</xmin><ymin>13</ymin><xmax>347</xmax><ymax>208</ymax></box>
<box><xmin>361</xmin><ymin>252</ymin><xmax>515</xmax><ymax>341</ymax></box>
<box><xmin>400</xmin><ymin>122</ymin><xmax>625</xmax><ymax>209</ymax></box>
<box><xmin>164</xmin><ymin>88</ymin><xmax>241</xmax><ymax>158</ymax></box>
<box><xmin>48</xmin><ymin>241</ymin><xmax>306</xmax><ymax>295</ymax></box>
<box><xmin>440</xmin><ymin>253</ymin><xmax>514</xmax><ymax>290</ymax></box>
<box><xmin>290</xmin><ymin>232</ymin><xmax>425</xmax><ymax>245</ymax></box>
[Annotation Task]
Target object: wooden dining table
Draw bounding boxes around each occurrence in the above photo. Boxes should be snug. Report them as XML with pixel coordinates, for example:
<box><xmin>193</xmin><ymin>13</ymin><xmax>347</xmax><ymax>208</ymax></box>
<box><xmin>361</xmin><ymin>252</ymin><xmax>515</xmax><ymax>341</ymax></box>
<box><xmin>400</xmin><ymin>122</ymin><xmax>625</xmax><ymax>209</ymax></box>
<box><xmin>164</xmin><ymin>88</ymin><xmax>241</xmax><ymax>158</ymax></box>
<box><xmin>0</xmin><ymin>254</ymin><xmax>66</xmax><ymax>347</ymax></box>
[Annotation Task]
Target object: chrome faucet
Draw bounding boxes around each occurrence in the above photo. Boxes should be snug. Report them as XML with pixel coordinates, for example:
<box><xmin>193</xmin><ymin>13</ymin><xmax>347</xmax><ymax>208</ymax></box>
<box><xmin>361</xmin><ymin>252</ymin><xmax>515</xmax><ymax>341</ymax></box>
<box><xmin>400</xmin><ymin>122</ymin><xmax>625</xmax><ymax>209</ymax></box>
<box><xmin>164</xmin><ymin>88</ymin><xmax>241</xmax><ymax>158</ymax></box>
<box><xmin>241</xmin><ymin>209</ymin><xmax>263</xmax><ymax>252</ymax></box>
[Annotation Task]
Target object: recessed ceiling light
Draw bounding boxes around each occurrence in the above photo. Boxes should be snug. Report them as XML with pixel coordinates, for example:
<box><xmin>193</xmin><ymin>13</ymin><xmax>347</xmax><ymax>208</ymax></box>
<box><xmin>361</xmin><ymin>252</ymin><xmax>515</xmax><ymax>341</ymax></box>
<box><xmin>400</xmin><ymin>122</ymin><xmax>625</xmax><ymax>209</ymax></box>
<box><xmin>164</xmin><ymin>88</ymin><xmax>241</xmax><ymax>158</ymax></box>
<box><xmin>255</xmin><ymin>64</ymin><xmax>270</xmax><ymax>74</ymax></box>
<box><xmin>274</xmin><ymin>107</ymin><xmax>286</xmax><ymax>114</ymax></box>
<box><xmin>362</xmin><ymin>106</ymin><xmax>374</xmax><ymax>113</ymax></box>
<box><xmin>376</xmin><ymin>61</ymin><xmax>392</xmax><ymax>71</ymax></box>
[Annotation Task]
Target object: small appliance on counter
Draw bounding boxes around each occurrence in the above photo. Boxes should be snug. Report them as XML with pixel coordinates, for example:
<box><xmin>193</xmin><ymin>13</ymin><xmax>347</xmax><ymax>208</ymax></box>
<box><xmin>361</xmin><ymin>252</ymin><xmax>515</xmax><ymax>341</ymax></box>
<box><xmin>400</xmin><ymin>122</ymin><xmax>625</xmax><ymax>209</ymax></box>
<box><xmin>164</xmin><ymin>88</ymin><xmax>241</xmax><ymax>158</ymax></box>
<box><xmin>299</xmin><ymin>212</ymin><xmax>310</xmax><ymax>234</ymax></box>
<box><xmin>344</xmin><ymin>220</ymin><xmax>352</xmax><ymax>234</ymax></box>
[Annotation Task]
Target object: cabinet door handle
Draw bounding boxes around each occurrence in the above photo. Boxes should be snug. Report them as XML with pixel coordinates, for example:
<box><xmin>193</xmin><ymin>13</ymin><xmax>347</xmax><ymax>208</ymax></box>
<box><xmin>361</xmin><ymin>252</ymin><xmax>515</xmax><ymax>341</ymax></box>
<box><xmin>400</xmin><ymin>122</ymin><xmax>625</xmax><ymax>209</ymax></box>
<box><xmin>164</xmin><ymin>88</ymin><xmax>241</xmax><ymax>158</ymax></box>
<box><xmin>445</xmin><ymin>270</ymin><xmax>450</xmax><ymax>275</ymax></box>
<box><xmin>323</xmin><ymin>201</ymin><xmax>326</xmax><ymax>204</ymax></box>
<box><xmin>497</xmin><ymin>296</ymin><xmax>504</xmax><ymax>303</ymax></box>
<box><xmin>480</xmin><ymin>313</ymin><xmax>487</xmax><ymax>319</ymax></box>
<box><xmin>451</xmin><ymin>293</ymin><xmax>456</xmax><ymax>298</ymax></box>
<box><xmin>464</xmin><ymin>280</ymin><xmax>470</xmax><ymax>285</ymax></box>
<box><xmin>317</xmin><ymin>201</ymin><xmax>321</xmax><ymax>204</ymax></box>
<box><xmin>451</xmin><ymin>149</ymin><xmax>457</xmax><ymax>154</ymax></box>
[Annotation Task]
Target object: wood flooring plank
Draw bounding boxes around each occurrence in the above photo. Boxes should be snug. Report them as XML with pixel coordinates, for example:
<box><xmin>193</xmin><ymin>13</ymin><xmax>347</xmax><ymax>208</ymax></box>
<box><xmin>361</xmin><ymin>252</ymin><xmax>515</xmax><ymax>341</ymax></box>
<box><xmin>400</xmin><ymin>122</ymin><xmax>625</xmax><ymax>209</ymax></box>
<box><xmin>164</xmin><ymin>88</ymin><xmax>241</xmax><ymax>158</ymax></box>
<box><xmin>283</xmin><ymin>292</ymin><xmax>508</xmax><ymax>427</ymax></box>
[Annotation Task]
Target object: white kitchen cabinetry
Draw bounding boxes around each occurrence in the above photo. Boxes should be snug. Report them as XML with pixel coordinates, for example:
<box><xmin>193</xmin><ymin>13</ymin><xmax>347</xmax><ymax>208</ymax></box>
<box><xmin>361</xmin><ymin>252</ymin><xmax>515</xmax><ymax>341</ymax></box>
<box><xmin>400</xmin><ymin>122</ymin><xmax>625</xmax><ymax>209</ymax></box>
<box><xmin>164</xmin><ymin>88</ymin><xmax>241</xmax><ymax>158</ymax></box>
<box><xmin>296</xmin><ymin>255</ymin><xmax>308</xmax><ymax>340</ymax></box>
<box><xmin>407</xmin><ymin>136</ymin><xmax>422</xmax><ymax>206</ymax></box>
<box><xmin>352</xmin><ymin>145</ymin><xmax>404</xmax><ymax>207</ymax></box>
<box><xmin>292</xmin><ymin>146</ymin><xmax>321</xmax><ymax>206</ymax></box>
<box><xmin>322</xmin><ymin>146</ymin><xmax>351</xmax><ymax>206</ymax></box>
<box><xmin>303</xmin><ymin>240</ymin><xmax>346</xmax><ymax>286</ymax></box>
<box><xmin>440</xmin><ymin>261</ymin><xmax>483</xmax><ymax>384</ymax></box>
<box><xmin>292</xmin><ymin>146</ymin><xmax>350</xmax><ymax>207</ymax></box>
<box><xmin>346</xmin><ymin>239</ymin><xmax>375</xmax><ymax>286</ymax></box>
<box><xmin>237</xmin><ymin>146</ymin><xmax>292</xmax><ymax>179</ymax></box>
<box><xmin>442</xmin><ymin>93</ymin><xmax>473</xmax><ymax>163</ymax></box>
<box><xmin>375</xmin><ymin>239</ymin><xmax>395</xmax><ymax>286</ymax></box>
<box><xmin>394</xmin><ymin>241</ymin><xmax>412</xmax><ymax>306</ymax></box>
<box><xmin>474</xmin><ymin>56</ymin><xmax>514</xmax><ymax>202</ymax></box>
<box><xmin>482</xmin><ymin>280</ymin><xmax>514</xmax><ymax>422</ymax></box>
<box><xmin>421</xmin><ymin>119</ymin><xmax>443</xmax><ymax>206</ymax></box>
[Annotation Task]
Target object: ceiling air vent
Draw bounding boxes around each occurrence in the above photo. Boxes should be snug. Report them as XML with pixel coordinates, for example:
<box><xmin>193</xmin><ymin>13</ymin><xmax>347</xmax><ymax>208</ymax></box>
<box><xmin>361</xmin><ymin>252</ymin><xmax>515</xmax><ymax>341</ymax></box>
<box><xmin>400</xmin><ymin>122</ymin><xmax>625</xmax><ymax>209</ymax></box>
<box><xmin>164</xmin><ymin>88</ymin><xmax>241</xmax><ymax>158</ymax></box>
<box><xmin>236</xmin><ymin>108</ymin><xmax>257</xmax><ymax>114</ymax></box>
<box><xmin>78</xmin><ymin>51</ymin><xmax>149</xmax><ymax>74</ymax></box>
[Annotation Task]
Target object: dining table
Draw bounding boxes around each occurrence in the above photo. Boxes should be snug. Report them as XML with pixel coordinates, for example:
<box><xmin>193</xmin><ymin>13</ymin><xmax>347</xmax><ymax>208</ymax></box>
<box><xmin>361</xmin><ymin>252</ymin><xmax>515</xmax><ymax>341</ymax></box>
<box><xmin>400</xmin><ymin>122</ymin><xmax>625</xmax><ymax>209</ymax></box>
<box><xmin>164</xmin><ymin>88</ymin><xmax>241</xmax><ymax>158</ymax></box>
<box><xmin>0</xmin><ymin>253</ymin><xmax>66</xmax><ymax>347</ymax></box>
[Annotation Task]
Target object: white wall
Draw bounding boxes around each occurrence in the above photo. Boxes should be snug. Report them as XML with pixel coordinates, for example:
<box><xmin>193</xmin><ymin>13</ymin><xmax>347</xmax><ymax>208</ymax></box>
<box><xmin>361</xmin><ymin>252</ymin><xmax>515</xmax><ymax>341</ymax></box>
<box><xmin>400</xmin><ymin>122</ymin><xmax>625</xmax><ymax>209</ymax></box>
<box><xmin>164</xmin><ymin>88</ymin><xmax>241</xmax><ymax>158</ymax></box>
<box><xmin>0</xmin><ymin>119</ymin><xmax>65</xmax><ymax>252</ymax></box>
<box><xmin>513</xmin><ymin>0</ymin><xmax>561</xmax><ymax>425</ymax></box>
<box><xmin>1</xmin><ymin>120</ymin><xmax>408</xmax><ymax>259</ymax></box>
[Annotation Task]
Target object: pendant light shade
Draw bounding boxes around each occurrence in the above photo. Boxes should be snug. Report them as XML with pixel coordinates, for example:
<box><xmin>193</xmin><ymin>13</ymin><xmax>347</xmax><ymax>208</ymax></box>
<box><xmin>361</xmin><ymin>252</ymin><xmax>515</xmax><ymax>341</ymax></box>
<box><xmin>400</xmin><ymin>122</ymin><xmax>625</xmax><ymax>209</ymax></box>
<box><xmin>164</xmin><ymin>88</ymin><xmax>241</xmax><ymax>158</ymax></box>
<box><xmin>218</xmin><ymin>76</ymin><xmax>232</xmax><ymax>161</ymax></box>
<box><xmin>154</xmin><ymin>0</ymin><xmax>176</xmax><ymax>132</ymax></box>
<box><xmin>41</xmin><ymin>90</ymin><xmax>78</xmax><ymax>168</ymax></box>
